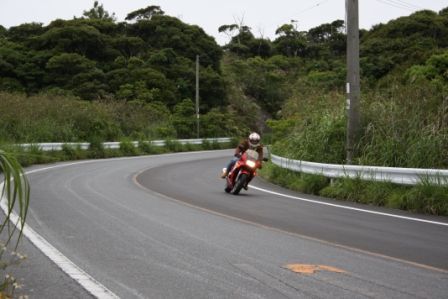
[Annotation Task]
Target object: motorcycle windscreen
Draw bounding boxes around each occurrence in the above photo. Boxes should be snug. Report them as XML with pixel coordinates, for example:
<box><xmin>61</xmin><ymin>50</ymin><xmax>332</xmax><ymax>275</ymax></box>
<box><xmin>245</xmin><ymin>149</ymin><xmax>259</xmax><ymax>161</ymax></box>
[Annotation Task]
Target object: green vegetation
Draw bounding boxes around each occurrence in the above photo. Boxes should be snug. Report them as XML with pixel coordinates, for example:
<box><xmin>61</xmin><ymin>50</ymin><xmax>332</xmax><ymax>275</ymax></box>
<box><xmin>0</xmin><ymin>2</ymin><xmax>447</xmax><ymax>215</ymax></box>
<box><xmin>259</xmin><ymin>163</ymin><xmax>448</xmax><ymax>216</ymax></box>
<box><xmin>0</xmin><ymin>150</ymin><xmax>30</xmax><ymax>296</ymax></box>
<box><xmin>1</xmin><ymin>140</ymin><xmax>235</xmax><ymax>168</ymax></box>
<box><xmin>0</xmin><ymin>2</ymin><xmax>246</xmax><ymax>142</ymax></box>
<box><xmin>0</xmin><ymin>91</ymin><xmax>241</xmax><ymax>142</ymax></box>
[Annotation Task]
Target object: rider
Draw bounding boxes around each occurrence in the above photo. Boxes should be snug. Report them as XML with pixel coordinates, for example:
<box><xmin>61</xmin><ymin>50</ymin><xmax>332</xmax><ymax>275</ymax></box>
<box><xmin>221</xmin><ymin>132</ymin><xmax>264</xmax><ymax>179</ymax></box>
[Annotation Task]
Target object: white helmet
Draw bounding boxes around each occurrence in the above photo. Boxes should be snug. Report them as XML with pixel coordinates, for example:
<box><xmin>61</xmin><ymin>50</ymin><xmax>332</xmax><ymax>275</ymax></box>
<box><xmin>248</xmin><ymin>132</ymin><xmax>260</xmax><ymax>147</ymax></box>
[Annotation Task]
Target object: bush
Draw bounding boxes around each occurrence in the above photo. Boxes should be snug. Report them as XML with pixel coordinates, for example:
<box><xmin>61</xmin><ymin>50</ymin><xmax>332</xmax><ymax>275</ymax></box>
<box><xmin>88</xmin><ymin>137</ymin><xmax>105</xmax><ymax>159</ymax></box>
<box><xmin>397</xmin><ymin>182</ymin><xmax>448</xmax><ymax>215</ymax></box>
<box><xmin>165</xmin><ymin>140</ymin><xmax>183</xmax><ymax>152</ymax></box>
<box><xmin>119</xmin><ymin>140</ymin><xmax>139</xmax><ymax>156</ymax></box>
<box><xmin>201</xmin><ymin>139</ymin><xmax>212</xmax><ymax>150</ymax></box>
<box><xmin>260</xmin><ymin>163</ymin><xmax>448</xmax><ymax>216</ymax></box>
<box><xmin>139</xmin><ymin>141</ymin><xmax>157</xmax><ymax>154</ymax></box>
<box><xmin>13</xmin><ymin>145</ymin><xmax>56</xmax><ymax>166</ymax></box>
<box><xmin>61</xmin><ymin>144</ymin><xmax>87</xmax><ymax>160</ymax></box>
<box><xmin>258</xmin><ymin>163</ymin><xmax>329</xmax><ymax>195</ymax></box>
<box><xmin>320</xmin><ymin>178</ymin><xmax>389</xmax><ymax>204</ymax></box>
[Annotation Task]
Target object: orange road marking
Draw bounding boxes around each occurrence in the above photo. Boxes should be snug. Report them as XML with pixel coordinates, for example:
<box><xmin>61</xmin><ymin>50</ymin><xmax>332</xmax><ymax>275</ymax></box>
<box><xmin>285</xmin><ymin>264</ymin><xmax>347</xmax><ymax>275</ymax></box>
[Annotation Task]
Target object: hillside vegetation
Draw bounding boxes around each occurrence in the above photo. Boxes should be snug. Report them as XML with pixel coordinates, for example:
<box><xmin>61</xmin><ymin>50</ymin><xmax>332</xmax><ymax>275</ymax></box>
<box><xmin>219</xmin><ymin>8</ymin><xmax>448</xmax><ymax>169</ymax></box>
<box><xmin>0</xmin><ymin>3</ymin><xmax>446</xmax><ymax>170</ymax></box>
<box><xmin>219</xmin><ymin>7</ymin><xmax>447</xmax><ymax>215</ymax></box>
<box><xmin>1</xmin><ymin>4</ymin><xmax>447</xmax><ymax>295</ymax></box>
<box><xmin>0</xmin><ymin>3</ymin><xmax>247</xmax><ymax>141</ymax></box>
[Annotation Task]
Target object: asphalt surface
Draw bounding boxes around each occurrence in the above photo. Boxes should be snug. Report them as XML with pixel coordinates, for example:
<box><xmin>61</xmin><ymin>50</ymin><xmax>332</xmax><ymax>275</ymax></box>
<box><xmin>4</xmin><ymin>150</ymin><xmax>448</xmax><ymax>298</ymax></box>
<box><xmin>138</xmin><ymin>155</ymin><xmax>448</xmax><ymax>270</ymax></box>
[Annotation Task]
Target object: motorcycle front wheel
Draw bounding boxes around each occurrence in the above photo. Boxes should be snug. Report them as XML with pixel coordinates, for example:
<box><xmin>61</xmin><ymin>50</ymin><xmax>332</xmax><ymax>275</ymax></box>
<box><xmin>224</xmin><ymin>185</ymin><xmax>231</xmax><ymax>193</ymax></box>
<box><xmin>232</xmin><ymin>173</ymin><xmax>247</xmax><ymax>195</ymax></box>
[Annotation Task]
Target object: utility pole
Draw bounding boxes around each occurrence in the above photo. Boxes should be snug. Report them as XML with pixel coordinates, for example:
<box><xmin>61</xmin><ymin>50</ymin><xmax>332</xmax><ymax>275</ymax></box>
<box><xmin>345</xmin><ymin>0</ymin><xmax>361</xmax><ymax>164</ymax></box>
<box><xmin>195</xmin><ymin>55</ymin><xmax>200</xmax><ymax>138</ymax></box>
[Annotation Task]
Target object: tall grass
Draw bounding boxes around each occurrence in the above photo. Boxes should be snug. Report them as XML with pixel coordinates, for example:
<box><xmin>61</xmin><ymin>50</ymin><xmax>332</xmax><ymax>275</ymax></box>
<box><xmin>270</xmin><ymin>82</ymin><xmax>447</xmax><ymax>168</ymax></box>
<box><xmin>264</xmin><ymin>82</ymin><xmax>447</xmax><ymax>215</ymax></box>
<box><xmin>259</xmin><ymin>163</ymin><xmax>448</xmax><ymax>215</ymax></box>
<box><xmin>0</xmin><ymin>92</ymin><xmax>175</xmax><ymax>143</ymax></box>
<box><xmin>358</xmin><ymin>84</ymin><xmax>447</xmax><ymax>168</ymax></box>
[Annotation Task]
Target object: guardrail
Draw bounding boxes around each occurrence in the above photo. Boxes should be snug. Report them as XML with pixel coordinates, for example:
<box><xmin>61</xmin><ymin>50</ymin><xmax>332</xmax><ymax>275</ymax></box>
<box><xmin>18</xmin><ymin>138</ymin><xmax>233</xmax><ymax>151</ymax></box>
<box><xmin>270</xmin><ymin>154</ymin><xmax>448</xmax><ymax>186</ymax></box>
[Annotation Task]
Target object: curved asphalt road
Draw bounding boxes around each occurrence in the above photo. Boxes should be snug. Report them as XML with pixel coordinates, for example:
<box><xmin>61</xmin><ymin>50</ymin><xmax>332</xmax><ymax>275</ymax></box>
<box><xmin>12</xmin><ymin>150</ymin><xmax>448</xmax><ymax>298</ymax></box>
<box><xmin>138</xmin><ymin>154</ymin><xmax>448</xmax><ymax>270</ymax></box>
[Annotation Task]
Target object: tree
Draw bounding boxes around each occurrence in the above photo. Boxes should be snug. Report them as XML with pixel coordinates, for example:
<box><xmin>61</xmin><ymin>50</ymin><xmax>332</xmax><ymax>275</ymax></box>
<box><xmin>225</xmin><ymin>56</ymin><xmax>292</xmax><ymax>116</ymax></box>
<box><xmin>198</xmin><ymin>66</ymin><xmax>227</xmax><ymax>111</ymax></box>
<box><xmin>83</xmin><ymin>1</ymin><xmax>116</xmax><ymax>21</ymax></box>
<box><xmin>45</xmin><ymin>53</ymin><xmax>97</xmax><ymax>91</ymax></box>
<box><xmin>112</xmin><ymin>36</ymin><xmax>145</xmax><ymax>57</ymax></box>
<box><xmin>273</xmin><ymin>22</ymin><xmax>307</xmax><ymax>57</ymax></box>
<box><xmin>220</xmin><ymin>23</ymin><xmax>256</xmax><ymax>57</ymax></box>
<box><xmin>307</xmin><ymin>20</ymin><xmax>346</xmax><ymax>57</ymax></box>
<box><xmin>35</xmin><ymin>24</ymin><xmax>106</xmax><ymax>59</ymax></box>
<box><xmin>201</xmin><ymin>108</ymin><xmax>240</xmax><ymax>137</ymax></box>
<box><xmin>172</xmin><ymin>99</ymin><xmax>195</xmax><ymax>138</ymax></box>
<box><xmin>0</xmin><ymin>40</ymin><xmax>26</xmax><ymax>78</ymax></box>
<box><xmin>7</xmin><ymin>22</ymin><xmax>45</xmax><ymax>43</ymax></box>
<box><xmin>405</xmin><ymin>51</ymin><xmax>448</xmax><ymax>85</ymax></box>
<box><xmin>125</xmin><ymin>5</ymin><xmax>164</xmax><ymax>21</ymax></box>
<box><xmin>14</xmin><ymin>50</ymin><xmax>50</xmax><ymax>92</ymax></box>
<box><xmin>127</xmin><ymin>15</ymin><xmax>223</xmax><ymax>71</ymax></box>
<box><xmin>71</xmin><ymin>68</ymin><xmax>108</xmax><ymax>100</ymax></box>
<box><xmin>218</xmin><ymin>24</ymin><xmax>239</xmax><ymax>43</ymax></box>
<box><xmin>0</xmin><ymin>25</ymin><xmax>6</xmax><ymax>37</ymax></box>
<box><xmin>250</xmin><ymin>38</ymin><xmax>273</xmax><ymax>58</ymax></box>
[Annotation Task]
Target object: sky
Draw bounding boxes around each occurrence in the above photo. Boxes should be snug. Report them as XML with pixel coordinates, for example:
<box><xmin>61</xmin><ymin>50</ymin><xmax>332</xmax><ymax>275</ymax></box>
<box><xmin>0</xmin><ymin>0</ymin><xmax>447</xmax><ymax>45</ymax></box>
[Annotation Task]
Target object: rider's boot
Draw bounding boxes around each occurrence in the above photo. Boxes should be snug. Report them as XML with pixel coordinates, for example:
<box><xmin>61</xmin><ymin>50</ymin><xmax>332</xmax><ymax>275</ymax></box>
<box><xmin>220</xmin><ymin>168</ymin><xmax>227</xmax><ymax>178</ymax></box>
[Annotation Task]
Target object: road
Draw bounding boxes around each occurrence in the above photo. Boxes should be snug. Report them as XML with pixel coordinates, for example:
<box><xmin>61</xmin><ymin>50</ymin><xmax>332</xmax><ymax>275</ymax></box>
<box><xmin>7</xmin><ymin>150</ymin><xmax>448</xmax><ymax>298</ymax></box>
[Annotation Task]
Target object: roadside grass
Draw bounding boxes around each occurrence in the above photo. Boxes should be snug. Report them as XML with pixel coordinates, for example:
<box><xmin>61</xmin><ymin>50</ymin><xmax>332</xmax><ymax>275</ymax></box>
<box><xmin>2</xmin><ymin>140</ymin><xmax>234</xmax><ymax>169</ymax></box>
<box><xmin>258</xmin><ymin>163</ymin><xmax>448</xmax><ymax>216</ymax></box>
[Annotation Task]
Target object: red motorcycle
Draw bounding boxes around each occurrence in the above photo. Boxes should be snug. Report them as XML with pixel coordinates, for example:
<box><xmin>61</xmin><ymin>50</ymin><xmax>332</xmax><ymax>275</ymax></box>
<box><xmin>225</xmin><ymin>149</ymin><xmax>264</xmax><ymax>195</ymax></box>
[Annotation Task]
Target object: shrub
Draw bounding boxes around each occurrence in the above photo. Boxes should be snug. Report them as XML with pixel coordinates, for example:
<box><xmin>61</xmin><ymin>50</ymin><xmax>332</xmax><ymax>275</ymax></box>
<box><xmin>119</xmin><ymin>140</ymin><xmax>139</xmax><ymax>156</ymax></box>
<box><xmin>165</xmin><ymin>140</ymin><xmax>183</xmax><ymax>152</ymax></box>
<box><xmin>88</xmin><ymin>137</ymin><xmax>105</xmax><ymax>159</ymax></box>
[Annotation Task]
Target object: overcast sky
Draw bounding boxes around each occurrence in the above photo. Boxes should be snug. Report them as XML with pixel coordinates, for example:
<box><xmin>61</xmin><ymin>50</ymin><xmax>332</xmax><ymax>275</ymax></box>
<box><xmin>1</xmin><ymin>0</ymin><xmax>447</xmax><ymax>45</ymax></box>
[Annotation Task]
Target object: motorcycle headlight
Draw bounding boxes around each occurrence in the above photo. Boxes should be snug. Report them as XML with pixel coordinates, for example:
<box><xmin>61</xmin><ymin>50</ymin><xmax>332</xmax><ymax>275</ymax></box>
<box><xmin>246</xmin><ymin>160</ymin><xmax>256</xmax><ymax>168</ymax></box>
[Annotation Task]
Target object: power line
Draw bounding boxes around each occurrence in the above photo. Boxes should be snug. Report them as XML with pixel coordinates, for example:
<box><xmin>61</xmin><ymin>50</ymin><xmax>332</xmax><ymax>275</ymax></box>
<box><xmin>293</xmin><ymin>0</ymin><xmax>330</xmax><ymax>16</ymax></box>
<box><xmin>375</xmin><ymin>0</ymin><xmax>413</xmax><ymax>11</ymax></box>
<box><xmin>271</xmin><ymin>0</ymin><xmax>331</xmax><ymax>33</ymax></box>
<box><xmin>375</xmin><ymin>0</ymin><xmax>420</xmax><ymax>11</ymax></box>
<box><xmin>388</xmin><ymin>0</ymin><xmax>424</xmax><ymax>10</ymax></box>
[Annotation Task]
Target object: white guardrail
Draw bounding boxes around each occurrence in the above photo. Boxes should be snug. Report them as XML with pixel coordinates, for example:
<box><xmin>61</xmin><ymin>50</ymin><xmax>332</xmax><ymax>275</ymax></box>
<box><xmin>18</xmin><ymin>138</ymin><xmax>233</xmax><ymax>151</ymax></box>
<box><xmin>270</xmin><ymin>154</ymin><xmax>448</xmax><ymax>186</ymax></box>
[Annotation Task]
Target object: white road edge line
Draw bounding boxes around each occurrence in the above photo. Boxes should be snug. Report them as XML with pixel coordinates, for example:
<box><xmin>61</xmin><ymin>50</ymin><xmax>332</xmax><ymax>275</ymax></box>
<box><xmin>2</xmin><ymin>150</ymin><xmax>446</xmax><ymax>298</ymax></box>
<box><xmin>251</xmin><ymin>185</ymin><xmax>448</xmax><ymax>227</ymax></box>
<box><xmin>0</xmin><ymin>151</ymin><xmax>217</xmax><ymax>298</ymax></box>
<box><xmin>0</xmin><ymin>185</ymin><xmax>119</xmax><ymax>299</ymax></box>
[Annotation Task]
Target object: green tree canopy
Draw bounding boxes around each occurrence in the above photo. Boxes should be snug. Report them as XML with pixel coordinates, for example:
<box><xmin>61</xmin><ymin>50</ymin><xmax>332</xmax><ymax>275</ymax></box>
<box><xmin>83</xmin><ymin>1</ymin><xmax>116</xmax><ymax>21</ymax></box>
<box><xmin>125</xmin><ymin>5</ymin><xmax>164</xmax><ymax>21</ymax></box>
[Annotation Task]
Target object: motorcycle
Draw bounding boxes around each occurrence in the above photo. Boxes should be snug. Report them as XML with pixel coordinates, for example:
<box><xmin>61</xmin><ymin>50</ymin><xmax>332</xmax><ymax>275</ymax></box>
<box><xmin>224</xmin><ymin>149</ymin><xmax>265</xmax><ymax>195</ymax></box>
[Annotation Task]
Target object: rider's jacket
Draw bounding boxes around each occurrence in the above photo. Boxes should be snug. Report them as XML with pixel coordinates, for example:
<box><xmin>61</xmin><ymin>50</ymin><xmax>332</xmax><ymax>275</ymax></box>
<box><xmin>235</xmin><ymin>140</ymin><xmax>264</xmax><ymax>161</ymax></box>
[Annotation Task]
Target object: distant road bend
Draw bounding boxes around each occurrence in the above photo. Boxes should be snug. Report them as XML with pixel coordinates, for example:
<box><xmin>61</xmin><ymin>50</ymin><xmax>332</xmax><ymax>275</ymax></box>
<box><xmin>21</xmin><ymin>150</ymin><xmax>448</xmax><ymax>298</ymax></box>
